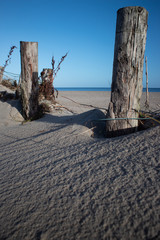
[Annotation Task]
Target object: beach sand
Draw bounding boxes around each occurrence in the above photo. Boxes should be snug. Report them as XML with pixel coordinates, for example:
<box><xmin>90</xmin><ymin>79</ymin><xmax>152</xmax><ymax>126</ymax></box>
<box><xmin>0</xmin><ymin>85</ymin><xmax>160</xmax><ymax>239</ymax></box>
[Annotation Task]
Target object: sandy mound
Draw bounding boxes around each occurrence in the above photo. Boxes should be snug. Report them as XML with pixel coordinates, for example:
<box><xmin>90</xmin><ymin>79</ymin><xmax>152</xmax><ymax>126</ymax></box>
<box><xmin>0</xmin><ymin>85</ymin><xmax>24</xmax><ymax>126</ymax></box>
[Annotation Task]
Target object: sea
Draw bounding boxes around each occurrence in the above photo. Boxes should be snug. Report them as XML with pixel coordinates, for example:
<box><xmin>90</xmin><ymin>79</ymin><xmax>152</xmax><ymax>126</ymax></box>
<box><xmin>56</xmin><ymin>87</ymin><xmax>160</xmax><ymax>92</ymax></box>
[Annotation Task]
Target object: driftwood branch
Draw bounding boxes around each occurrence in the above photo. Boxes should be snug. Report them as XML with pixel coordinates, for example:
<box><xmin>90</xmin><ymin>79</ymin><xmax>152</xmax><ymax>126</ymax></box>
<box><xmin>39</xmin><ymin>53</ymin><xmax>68</xmax><ymax>101</ymax></box>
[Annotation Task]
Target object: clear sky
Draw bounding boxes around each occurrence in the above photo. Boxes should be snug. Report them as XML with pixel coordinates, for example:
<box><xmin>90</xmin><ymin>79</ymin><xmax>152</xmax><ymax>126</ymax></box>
<box><xmin>1</xmin><ymin>0</ymin><xmax>160</xmax><ymax>88</ymax></box>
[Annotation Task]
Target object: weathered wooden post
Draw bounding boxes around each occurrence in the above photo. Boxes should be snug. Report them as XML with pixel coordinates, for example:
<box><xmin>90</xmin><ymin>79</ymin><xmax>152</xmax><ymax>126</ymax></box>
<box><xmin>20</xmin><ymin>41</ymin><xmax>39</xmax><ymax>120</ymax></box>
<box><xmin>106</xmin><ymin>7</ymin><xmax>148</xmax><ymax>137</ymax></box>
<box><xmin>0</xmin><ymin>67</ymin><xmax>4</xmax><ymax>83</ymax></box>
<box><xmin>41</xmin><ymin>68</ymin><xmax>54</xmax><ymax>100</ymax></box>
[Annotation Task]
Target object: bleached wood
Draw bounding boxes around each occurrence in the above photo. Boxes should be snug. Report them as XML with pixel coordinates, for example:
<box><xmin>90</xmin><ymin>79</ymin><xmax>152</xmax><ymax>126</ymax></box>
<box><xmin>20</xmin><ymin>41</ymin><xmax>39</xmax><ymax>120</ymax></box>
<box><xmin>106</xmin><ymin>6</ymin><xmax>148</xmax><ymax>137</ymax></box>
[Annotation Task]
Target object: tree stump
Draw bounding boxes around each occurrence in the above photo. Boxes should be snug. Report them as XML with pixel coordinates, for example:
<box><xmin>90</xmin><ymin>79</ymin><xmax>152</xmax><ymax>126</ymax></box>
<box><xmin>40</xmin><ymin>68</ymin><xmax>54</xmax><ymax>100</ymax></box>
<box><xmin>106</xmin><ymin>7</ymin><xmax>148</xmax><ymax>137</ymax></box>
<box><xmin>0</xmin><ymin>66</ymin><xmax>4</xmax><ymax>83</ymax></box>
<box><xmin>20</xmin><ymin>41</ymin><xmax>39</xmax><ymax>120</ymax></box>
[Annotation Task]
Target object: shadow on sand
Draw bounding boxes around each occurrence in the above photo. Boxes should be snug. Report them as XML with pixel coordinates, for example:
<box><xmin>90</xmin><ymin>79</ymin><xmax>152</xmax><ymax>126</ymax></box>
<box><xmin>36</xmin><ymin>108</ymin><xmax>106</xmax><ymax>138</ymax></box>
<box><xmin>0</xmin><ymin>87</ymin><xmax>107</xmax><ymax>138</ymax></box>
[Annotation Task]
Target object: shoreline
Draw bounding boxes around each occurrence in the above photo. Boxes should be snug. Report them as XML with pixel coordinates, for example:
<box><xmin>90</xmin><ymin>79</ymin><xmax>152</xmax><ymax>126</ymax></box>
<box><xmin>56</xmin><ymin>87</ymin><xmax>160</xmax><ymax>93</ymax></box>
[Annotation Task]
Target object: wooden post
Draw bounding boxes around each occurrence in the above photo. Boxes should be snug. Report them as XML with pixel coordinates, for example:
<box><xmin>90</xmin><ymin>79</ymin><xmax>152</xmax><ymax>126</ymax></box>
<box><xmin>0</xmin><ymin>66</ymin><xmax>4</xmax><ymax>83</ymax></box>
<box><xmin>145</xmin><ymin>56</ymin><xmax>149</xmax><ymax>108</ymax></box>
<box><xmin>41</xmin><ymin>68</ymin><xmax>54</xmax><ymax>100</ymax></box>
<box><xmin>20</xmin><ymin>41</ymin><xmax>39</xmax><ymax>120</ymax></box>
<box><xmin>106</xmin><ymin>7</ymin><xmax>148</xmax><ymax>137</ymax></box>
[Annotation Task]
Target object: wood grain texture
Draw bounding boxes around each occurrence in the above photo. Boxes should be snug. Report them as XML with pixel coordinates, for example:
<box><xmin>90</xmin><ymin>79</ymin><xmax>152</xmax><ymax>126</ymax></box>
<box><xmin>106</xmin><ymin>7</ymin><xmax>148</xmax><ymax>137</ymax></box>
<box><xmin>20</xmin><ymin>41</ymin><xmax>39</xmax><ymax>120</ymax></box>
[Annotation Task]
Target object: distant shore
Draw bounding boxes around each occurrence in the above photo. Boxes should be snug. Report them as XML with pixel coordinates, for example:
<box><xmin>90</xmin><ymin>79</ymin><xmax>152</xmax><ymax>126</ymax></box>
<box><xmin>56</xmin><ymin>87</ymin><xmax>160</xmax><ymax>92</ymax></box>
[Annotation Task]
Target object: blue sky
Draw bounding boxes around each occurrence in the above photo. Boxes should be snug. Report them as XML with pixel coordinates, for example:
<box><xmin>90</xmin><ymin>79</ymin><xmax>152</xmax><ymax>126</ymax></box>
<box><xmin>1</xmin><ymin>0</ymin><xmax>160</xmax><ymax>88</ymax></box>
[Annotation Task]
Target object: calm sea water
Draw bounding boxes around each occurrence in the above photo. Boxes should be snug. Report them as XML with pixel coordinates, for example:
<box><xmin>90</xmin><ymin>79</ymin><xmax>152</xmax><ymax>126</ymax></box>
<box><xmin>56</xmin><ymin>87</ymin><xmax>160</xmax><ymax>92</ymax></box>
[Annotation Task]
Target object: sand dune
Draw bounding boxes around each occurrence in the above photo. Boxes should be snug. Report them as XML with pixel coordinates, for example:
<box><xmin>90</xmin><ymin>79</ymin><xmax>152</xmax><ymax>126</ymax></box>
<box><xmin>0</xmin><ymin>86</ymin><xmax>160</xmax><ymax>239</ymax></box>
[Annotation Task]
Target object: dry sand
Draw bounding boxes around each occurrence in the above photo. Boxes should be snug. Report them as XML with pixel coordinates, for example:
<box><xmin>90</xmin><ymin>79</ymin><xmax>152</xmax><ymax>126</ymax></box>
<box><xmin>0</xmin><ymin>85</ymin><xmax>160</xmax><ymax>240</ymax></box>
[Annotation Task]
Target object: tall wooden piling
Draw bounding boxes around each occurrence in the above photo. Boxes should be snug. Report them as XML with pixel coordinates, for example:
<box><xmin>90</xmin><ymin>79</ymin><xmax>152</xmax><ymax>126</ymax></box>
<box><xmin>106</xmin><ymin>7</ymin><xmax>148</xmax><ymax>137</ymax></box>
<box><xmin>20</xmin><ymin>41</ymin><xmax>39</xmax><ymax>120</ymax></box>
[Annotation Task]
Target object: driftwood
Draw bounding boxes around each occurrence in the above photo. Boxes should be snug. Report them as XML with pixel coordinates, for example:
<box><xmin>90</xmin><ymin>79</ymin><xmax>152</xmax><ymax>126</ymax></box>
<box><xmin>20</xmin><ymin>41</ymin><xmax>39</xmax><ymax>120</ymax></box>
<box><xmin>40</xmin><ymin>68</ymin><xmax>54</xmax><ymax>101</ymax></box>
<box><xmin>106</xmin><ymin>7</ymin><xmax>148</xmax><ymax>137</ymax></box>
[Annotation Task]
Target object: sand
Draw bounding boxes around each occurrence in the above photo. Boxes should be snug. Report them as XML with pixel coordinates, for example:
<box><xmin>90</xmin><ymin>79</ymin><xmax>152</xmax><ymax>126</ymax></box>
<box><xmin>0</xmin><ymin>85</ymin><xmax>160</xmax><ymax>240</ymax></box>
